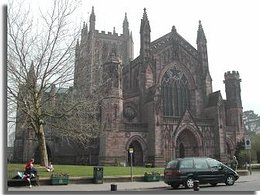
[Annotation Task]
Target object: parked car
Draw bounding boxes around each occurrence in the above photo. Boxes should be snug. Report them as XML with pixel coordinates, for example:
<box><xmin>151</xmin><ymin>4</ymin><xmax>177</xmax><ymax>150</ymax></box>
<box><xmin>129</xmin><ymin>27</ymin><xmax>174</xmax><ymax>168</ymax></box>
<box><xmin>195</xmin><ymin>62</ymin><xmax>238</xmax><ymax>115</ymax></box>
<box><xmin>164</xmin><ymin>157</ymin><xmax>239</xmax><ymax>189</ymax></box>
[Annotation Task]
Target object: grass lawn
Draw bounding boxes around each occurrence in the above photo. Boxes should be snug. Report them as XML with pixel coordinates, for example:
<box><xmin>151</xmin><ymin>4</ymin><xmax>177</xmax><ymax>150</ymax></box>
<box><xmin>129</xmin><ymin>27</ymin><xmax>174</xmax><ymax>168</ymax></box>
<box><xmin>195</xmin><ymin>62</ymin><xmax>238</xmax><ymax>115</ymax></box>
<box><xmin>7</xmin><ymin>163</ymin><xmax>165</xmax><ymax>179</ymax></box>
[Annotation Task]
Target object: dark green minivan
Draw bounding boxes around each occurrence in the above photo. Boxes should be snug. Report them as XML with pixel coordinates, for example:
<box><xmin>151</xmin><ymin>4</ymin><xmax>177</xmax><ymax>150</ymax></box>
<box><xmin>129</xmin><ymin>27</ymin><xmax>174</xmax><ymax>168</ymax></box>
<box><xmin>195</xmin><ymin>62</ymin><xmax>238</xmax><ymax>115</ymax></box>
<box><xmin>164</xmin><ymin>157</ymin><xmax>239</xmax><ymax>189</ymax></box>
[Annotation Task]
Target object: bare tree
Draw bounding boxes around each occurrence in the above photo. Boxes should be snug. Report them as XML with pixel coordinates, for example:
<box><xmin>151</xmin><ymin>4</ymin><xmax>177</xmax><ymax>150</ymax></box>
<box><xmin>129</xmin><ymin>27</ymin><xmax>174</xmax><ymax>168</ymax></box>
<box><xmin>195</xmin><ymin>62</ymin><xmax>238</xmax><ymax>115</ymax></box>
<box><xmin>47</xmin><ymin>88</ymin><xmax>103</xmax><ymax>152</ymax></box>
<box><xmin>49</xmin><ymin>48</ymin><xmax>117</xmax><ymax>154</ymax></box>
<box><xmin>7</xmin><ymin>0</ymin><xmax>82</xmax><ymax>166</ymax></box>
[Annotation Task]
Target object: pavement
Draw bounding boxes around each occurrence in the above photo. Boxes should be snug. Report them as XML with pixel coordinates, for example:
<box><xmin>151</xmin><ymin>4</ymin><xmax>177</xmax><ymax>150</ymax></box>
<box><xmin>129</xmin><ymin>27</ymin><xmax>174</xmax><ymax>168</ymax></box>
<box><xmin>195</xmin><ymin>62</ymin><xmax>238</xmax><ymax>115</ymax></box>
<box><xmin>7</xmin><ymin>171</ymin><xmax>260</xmax><ymax>192</ymax></box>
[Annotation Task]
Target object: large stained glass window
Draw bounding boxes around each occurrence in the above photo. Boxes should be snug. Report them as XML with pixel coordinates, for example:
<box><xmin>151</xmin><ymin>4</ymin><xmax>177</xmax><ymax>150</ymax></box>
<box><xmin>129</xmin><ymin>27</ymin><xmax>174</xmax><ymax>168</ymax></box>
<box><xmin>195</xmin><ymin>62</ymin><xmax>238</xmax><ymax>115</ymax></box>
<box><xmin>161</xmin><ymin>67</ymin><xmax>190</xmax><ymax>116</ymax></box>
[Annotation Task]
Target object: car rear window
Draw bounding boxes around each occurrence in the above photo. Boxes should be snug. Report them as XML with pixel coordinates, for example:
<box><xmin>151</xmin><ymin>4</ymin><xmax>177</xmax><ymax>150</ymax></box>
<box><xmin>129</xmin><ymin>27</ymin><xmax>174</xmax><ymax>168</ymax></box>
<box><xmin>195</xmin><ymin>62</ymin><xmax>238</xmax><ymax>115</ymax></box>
<box><xmin>166</xmin><ymin>160</ymin><xmax>178</xmax><ymax>168</ymax></box>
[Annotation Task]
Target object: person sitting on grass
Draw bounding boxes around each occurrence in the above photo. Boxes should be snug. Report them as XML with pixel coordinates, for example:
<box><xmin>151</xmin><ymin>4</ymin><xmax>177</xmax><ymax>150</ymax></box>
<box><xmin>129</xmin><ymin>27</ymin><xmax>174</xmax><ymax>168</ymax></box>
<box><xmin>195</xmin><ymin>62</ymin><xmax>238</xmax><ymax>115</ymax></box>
<box><xmin>45</xmin><ymin>161</ymin><xmax>54</xmax><ymax>172</ymax></box>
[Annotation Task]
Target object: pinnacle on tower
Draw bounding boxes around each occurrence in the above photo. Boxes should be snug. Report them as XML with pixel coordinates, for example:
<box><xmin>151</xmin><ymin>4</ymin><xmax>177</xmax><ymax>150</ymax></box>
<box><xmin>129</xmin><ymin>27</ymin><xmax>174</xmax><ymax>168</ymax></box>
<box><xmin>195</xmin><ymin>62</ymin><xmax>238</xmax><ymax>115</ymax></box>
<box><xmin>123</xmin><ymin>12</ymin><xmax>128</xmax><ymax>24</ymax></box>
<box><xmin>113</xmin><ymin>27</ymin><xmax>116</xmax><ymax>34</ymax></box>
<box><xmin>140</xmin><ymin>8</ymin><xmax>150</xmax><ymax>32</ymax></box>
<box><xmin>140</xmin><ymin>8</ymin><xmax>151</xmax><ymax>57</ymax></box>
<box><xmin>142</xmin><ymin>8</ymin><xmax>148</xmax><ymax>20</ymax></box>
<box><xmin>91</xmin><ymin>6</ymin><xmax>95</xmax><ymax>15</ymax></box>
<box><xmin>171</xmin><ymin>25</ymin><xmax>177</xmax><ymax>33</ymax></box>
<box><xmin>197</xmin><ymin>20</ymin><xmax>207</xmax><ymax>44</ymax></box>
<box><xmin>81</xmin><ymin>21</ymin><xmax>88</xmax><ymax>41</ymax></box>
<box><xmin>89</xmin><ymin>6</ymin><xmax>96</xmax><ymax>32</ymax></box>
<box><xmin>27</xmin><ymin>61</ymin><xmax>37</xmax><ymax>87</ymax></box>
<box><xmin>123</xmin><ymin>12</ymin><xmax>129</xmax><ymax>36</ymax></box>
<box><xmin>28</xmin><ymin>61</ymin><xmax>35</xmax><ymax>77</ymax></box>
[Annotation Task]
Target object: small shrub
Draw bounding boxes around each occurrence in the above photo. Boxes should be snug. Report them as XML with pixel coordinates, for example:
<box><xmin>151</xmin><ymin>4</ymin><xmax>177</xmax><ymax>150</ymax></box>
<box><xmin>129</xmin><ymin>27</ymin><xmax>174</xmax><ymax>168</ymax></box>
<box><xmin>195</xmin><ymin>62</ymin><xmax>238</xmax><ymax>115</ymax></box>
<box><xmin>145</xmin><ymin>163</ymin><xmax>153</xmax><ymax>168</ymax></box>
<box><xmin>144</xmin><ymin>171</ymin><xmax>160</xmax><ymax>176</ymax></box>
<box><xmin>252</xmin><ymin>164</ymin><xmax>260</xmax><ymax>169</ymax></box>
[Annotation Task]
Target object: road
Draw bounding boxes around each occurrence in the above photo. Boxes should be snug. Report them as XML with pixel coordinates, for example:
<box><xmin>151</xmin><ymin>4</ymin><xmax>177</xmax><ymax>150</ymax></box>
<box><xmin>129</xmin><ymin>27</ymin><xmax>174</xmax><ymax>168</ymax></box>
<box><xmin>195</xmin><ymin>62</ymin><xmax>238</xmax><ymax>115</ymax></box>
<box><xmin>141</xmin><ymin>179</ymin><xmax>260</xmax><ymax>192</ymax></box>
<box><xmin>7</xmin><ymin>171</ymin><xmax>260</xmax><ymax>193</ymax></box>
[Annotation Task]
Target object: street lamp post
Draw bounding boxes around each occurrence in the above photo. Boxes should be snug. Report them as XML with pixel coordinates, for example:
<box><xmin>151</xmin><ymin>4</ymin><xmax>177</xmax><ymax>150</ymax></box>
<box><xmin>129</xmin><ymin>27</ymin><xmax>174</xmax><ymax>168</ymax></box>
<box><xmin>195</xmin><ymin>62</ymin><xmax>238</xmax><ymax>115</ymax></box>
<box><xmin>245</xmin><ymin>135</ymin><xmax>252</xmax><ymax>175</ymax></box>
<box><xmin>129</xmin><ymin>148</ymin><xmax>133</xmax><ymax>182</ymax></box>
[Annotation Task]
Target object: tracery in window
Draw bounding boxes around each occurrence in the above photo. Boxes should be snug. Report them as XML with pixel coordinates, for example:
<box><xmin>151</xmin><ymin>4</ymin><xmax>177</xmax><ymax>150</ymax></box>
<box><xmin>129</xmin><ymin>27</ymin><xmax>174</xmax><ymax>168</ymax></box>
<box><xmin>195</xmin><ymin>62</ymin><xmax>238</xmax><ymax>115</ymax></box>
<box><xmin>161</xmin><ymin>66</ymin><xmax>190</xmax><ymax>116</ymax></box>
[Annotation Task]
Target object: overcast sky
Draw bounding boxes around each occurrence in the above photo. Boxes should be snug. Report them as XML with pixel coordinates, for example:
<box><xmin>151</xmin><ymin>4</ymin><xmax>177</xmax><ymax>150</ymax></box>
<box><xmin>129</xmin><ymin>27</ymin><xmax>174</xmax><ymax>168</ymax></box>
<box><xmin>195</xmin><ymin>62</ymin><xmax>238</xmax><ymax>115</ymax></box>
<box><xmin>3</xmin><ymin>0</ymin><xmax>260</xmax><ymax>115</ymax></box>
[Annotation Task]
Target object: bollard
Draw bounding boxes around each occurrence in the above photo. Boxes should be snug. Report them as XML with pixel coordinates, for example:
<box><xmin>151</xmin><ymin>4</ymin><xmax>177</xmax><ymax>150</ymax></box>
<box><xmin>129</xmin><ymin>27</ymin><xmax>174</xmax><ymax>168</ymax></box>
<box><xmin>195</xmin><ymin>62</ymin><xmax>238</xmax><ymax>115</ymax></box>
<box><xmin>193</xmin><ymin>180</ymin><xmax>199</xmax><ymax>191</ymax></box>
<box><xmin>111</xmin><ymin>184</ymin><xmax>117</xmax><ymax>191</ymax></box>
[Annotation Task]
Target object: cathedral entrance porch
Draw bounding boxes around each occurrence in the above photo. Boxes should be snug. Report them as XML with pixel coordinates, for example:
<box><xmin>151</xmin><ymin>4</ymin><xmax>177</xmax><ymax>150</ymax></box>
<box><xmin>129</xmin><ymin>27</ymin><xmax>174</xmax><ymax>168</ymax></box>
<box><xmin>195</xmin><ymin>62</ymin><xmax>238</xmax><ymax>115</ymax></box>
<box><xmin>173</xmin><ymin>128</ymin><xmax>203</xmax><ymax>159</ymax></box>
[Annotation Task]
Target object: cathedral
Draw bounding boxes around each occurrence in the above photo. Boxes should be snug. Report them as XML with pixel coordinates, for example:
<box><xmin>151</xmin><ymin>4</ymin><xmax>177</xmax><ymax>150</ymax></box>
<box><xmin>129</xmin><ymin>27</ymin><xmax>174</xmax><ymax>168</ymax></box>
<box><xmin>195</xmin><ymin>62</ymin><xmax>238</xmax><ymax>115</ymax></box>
<box><xmin>13</xmin><ymin>7</ymin><xmax>244</xmax><ymax>167</ymax></box>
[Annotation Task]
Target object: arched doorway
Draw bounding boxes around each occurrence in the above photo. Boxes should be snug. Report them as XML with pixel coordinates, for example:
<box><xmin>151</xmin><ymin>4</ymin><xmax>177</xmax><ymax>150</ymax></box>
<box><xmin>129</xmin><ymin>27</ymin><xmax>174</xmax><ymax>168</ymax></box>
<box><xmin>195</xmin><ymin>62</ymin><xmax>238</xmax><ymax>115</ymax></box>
<box><xmin>175</xmin><ymin>129</ymin><xmax>199</xmax><ymax>158</ymax></box>
<box><xmin>128</xmin><ymin>140</ymin><xmax>143</xmax><ymax>166</ymax></box>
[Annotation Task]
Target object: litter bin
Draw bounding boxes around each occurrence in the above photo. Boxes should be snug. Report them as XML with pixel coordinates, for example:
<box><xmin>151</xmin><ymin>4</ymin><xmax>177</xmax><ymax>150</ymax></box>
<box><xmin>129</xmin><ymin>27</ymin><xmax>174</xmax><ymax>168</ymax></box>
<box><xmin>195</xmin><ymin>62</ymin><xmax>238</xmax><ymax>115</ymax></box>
<box><xmin>93</xmin><ymin>166</ymin><xmax>103</xmax><ymax>184</ymax></box>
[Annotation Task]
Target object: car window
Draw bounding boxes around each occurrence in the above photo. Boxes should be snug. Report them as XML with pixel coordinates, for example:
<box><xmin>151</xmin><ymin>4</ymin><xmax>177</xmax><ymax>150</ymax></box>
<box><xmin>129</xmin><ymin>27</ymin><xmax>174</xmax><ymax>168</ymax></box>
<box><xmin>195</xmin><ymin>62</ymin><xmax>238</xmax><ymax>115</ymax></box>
<box><xmin>166</xmin><ymin>160</ymin><xmax>178</xmax><ymax>168</ymax></box>
<box><xmin>179</xmin><ymin>159</ymin><xmax>193</xmax><ymax>169</ymax></box>
<box><xmin>207</xmin><ymin>158</ymin><xmax>220</xmax><ymax>168</ymax></box>
<box><xmin>194</xmin><ymin>158</ymin><xmax>209</xmax><ymax>169</ymax></box>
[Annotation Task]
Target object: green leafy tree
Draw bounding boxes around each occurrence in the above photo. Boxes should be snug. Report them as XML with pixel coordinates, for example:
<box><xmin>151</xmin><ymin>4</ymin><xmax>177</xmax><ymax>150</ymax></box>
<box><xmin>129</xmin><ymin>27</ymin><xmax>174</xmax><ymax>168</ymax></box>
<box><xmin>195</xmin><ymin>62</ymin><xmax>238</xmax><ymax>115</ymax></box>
<box><xmin>252</xmin><ymin>134</ymin><xmax>260</xmax><ymax>163</ymax></box>
<box><xmin>243</xmin><ymin>110</ymin><xmax>260</xmax><ymax>133</ymax></box>
<box><xmin>242</xmin><ymin>110</ymin><xmax>260</xmax><ymax>163</ymax></box>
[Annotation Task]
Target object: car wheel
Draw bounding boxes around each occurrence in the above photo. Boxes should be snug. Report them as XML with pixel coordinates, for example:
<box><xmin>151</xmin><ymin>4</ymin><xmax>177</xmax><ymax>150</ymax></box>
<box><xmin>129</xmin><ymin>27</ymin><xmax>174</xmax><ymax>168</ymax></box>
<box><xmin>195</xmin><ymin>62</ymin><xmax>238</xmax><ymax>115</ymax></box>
<box><xmin>185</xmin><ymin>177</ymin><xmax>194</xmax><ymax>189</ymax></box>
<box><xmin>225</xmin><ymin>175</ymin><xmax>235</xmax><ymax>185</ymax></box>
<box><xmin>171</xmin><ymin>183</ymin><xmax>180</xmax><ymax>189</ymax></box>
<box><xmin>210</xmin><ymin>183</ymin><xmax>218</xmax><ymax>186</ymax></box>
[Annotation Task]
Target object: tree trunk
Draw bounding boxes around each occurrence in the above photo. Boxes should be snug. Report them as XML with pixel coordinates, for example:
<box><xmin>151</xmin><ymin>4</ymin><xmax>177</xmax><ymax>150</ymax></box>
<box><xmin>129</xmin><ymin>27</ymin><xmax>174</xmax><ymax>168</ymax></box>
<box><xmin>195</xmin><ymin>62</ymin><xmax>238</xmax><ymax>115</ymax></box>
<box><xmin>37</xmin><ymin>124</ymin><xmax>49</xmax><ymax>166</ymax></box>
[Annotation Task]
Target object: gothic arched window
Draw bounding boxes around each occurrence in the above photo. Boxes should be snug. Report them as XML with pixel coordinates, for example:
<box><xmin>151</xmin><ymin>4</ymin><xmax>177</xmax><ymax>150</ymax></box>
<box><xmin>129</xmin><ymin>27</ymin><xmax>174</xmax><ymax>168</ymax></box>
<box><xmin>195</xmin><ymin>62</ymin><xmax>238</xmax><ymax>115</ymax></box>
<box><xmin>161</xmin><ymin>67</ymin><xmax>190</xmax><ymax>116</ymax></box>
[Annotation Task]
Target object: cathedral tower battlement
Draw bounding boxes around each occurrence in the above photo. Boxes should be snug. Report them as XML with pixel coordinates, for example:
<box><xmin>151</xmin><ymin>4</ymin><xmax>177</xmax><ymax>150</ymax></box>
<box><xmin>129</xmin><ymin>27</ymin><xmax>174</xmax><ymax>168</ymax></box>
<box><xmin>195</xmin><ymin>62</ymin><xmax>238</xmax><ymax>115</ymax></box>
<box><xmin>224</xmin><ymin>70</ymin><xmax>242</xmax><ymax>108</ymax></box>
<box><xmin>224</xmin><ymin>71</ymin><xmax>240</xmax><ymax>81</ymax></box>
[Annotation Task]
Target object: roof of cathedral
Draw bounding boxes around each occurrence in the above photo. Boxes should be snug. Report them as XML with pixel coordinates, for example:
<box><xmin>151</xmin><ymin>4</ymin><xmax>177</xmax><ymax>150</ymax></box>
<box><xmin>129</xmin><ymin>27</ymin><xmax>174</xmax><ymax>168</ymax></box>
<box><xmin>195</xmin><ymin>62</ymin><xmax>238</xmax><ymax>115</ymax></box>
<box><xmin>150</xmin><ymin>28</ymin><xmax>198</xmax><ymax>58</ymax></box>
<box><xmin>207</xmin><ymin>90</ymin><xmax>222</xmax><ymax>107</ymax></box>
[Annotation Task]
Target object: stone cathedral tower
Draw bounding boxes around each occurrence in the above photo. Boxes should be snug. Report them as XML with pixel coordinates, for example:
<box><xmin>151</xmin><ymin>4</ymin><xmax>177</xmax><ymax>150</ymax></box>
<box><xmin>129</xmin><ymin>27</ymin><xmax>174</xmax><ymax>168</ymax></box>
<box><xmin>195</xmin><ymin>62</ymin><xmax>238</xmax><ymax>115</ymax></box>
<box><xmin>74</xmin><ymin>7</ymin><xmax>133</xmax><ymax>94</ymax></box>
<box><xmin>224</xmin><ymin>71</ymin><xmax>244</xmax><ymax>142</ymax></box>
